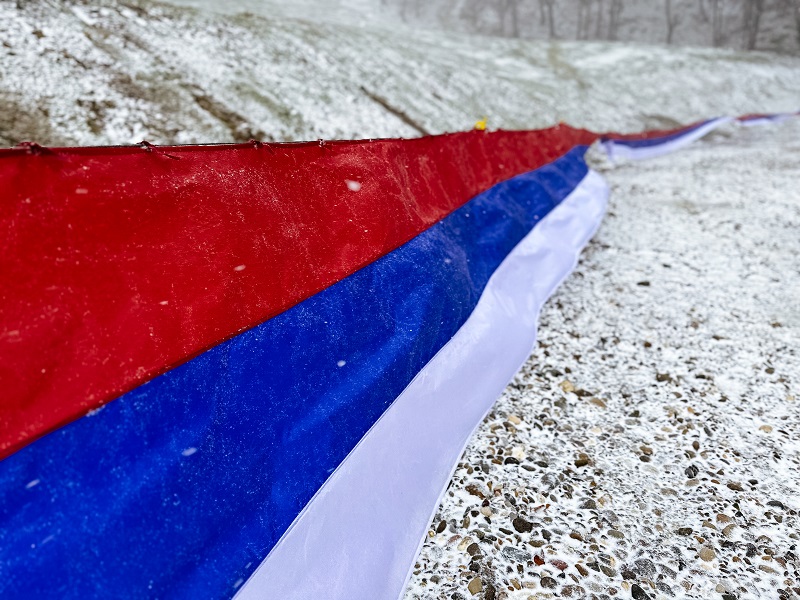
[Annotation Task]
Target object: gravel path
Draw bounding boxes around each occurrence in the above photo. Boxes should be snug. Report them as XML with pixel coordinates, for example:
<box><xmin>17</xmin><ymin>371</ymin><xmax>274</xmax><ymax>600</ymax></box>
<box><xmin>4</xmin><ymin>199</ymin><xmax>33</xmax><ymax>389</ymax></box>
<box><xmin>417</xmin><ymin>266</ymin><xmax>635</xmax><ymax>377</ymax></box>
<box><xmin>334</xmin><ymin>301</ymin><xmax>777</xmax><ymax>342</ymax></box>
<box><xmin>403</xmin><ymin>121</ymin><xmax>800</xmax><ymax>600</ymax></box>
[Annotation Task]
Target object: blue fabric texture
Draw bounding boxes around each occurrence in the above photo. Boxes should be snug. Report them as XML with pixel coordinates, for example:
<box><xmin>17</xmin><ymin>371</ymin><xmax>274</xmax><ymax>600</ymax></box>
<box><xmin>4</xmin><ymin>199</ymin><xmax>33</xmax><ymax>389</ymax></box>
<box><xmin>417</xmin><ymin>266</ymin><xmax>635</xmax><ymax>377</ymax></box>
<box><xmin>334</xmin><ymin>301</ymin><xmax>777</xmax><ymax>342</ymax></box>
<box><xmin>0</xmin><ymin>147</ymin><xmax>588</xmax><ymax>599</ymax></box>
<box><xmin>604</xmin><ymin>120</ymin><xmax>712</xmax><ymax>148</ymax></box>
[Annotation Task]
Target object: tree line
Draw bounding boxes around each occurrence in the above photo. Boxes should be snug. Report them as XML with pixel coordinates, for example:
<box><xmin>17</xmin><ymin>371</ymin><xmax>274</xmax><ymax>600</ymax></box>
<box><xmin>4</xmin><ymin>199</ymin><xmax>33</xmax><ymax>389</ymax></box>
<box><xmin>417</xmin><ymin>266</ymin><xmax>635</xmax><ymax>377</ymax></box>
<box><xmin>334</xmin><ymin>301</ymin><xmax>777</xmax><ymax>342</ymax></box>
<box><xmin>383</xmin><ymin>0</ymin><xmax>800</xmax><ymax>53</ymax></box>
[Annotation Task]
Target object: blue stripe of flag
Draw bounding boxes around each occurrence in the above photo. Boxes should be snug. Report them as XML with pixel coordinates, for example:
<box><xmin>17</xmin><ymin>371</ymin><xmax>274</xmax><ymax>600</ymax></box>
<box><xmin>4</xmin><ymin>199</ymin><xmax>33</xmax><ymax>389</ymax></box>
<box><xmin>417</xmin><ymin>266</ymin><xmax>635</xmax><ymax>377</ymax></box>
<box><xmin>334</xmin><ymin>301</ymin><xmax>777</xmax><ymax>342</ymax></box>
<box><xmin>0</xmin><ymin>147</ymin><xmax>589</xmax><ymax>599</ymax></box>
<box><xmin>606</xmin><ymin>119</ymin><xmax>715</xmax><ymax>149</ymax></box>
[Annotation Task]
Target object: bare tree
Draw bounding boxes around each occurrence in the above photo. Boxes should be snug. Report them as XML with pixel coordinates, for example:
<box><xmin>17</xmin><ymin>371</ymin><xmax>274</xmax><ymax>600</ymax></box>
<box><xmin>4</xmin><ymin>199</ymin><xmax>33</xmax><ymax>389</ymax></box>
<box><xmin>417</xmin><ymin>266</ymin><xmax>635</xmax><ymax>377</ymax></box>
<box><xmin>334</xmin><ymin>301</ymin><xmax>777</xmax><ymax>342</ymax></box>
<box><xmin>577</xmin><ymin>0</ymin><xmax>593</xmax><ymax>40</ymax></box>
<box><xmin>435</xmin><ymin>0</ymin><xmax>459</xmax><ymax>29</ymax></box>
<box><xmin>498</xmin><ymin>0</ymin><xmax>522</xmax><ymax>37</ymax></box>
<box><xmin>508</xmin><ymin>0</ymin><xmax>521</xmax><ymax>37</ymax></box>
<box><xmin>743</xmin><ymin>0</ymin><xmax>765</xmax><ymax>50</ymax></box>
<box><xmin>698</xmin><ymin>0</ymin><xmax>710</xmax><ymax>23</ymax></box>
<box><xmin>456</xmin><ymin>0</ymin><xmax>485</xmax><ymax>33</ymax></box>
<box><xmin>538</xmin><ymin>0</ymin><xmax>556</xmax><ymax>38</ymax></box>
<box><xmin>708</xmin><ymin>0</ymin><xmax>724</xmax><ymax>46</ymax></box>
<box><xmin>496</xmin><ymin>0</ymin><xmax>510</xmax><ymax>35</ymax></box>
<box><xmin>607</xmin><ymin>0</ymin><xmax>624</xmax><ymax>41</ymax></box>
<box><xmin>665</xmin><ymin>0</ymin><xmax>680</xmax><ymax>44</ymax></box>
<box><xmin>595</xmin><ymin>0</ymin><xmax>606</xmax><ymax>38</ymax></box>
<box><xmin>795</xmin><ymin>0</ymin><xmax>800</xmax><ymax>46</ymax></box>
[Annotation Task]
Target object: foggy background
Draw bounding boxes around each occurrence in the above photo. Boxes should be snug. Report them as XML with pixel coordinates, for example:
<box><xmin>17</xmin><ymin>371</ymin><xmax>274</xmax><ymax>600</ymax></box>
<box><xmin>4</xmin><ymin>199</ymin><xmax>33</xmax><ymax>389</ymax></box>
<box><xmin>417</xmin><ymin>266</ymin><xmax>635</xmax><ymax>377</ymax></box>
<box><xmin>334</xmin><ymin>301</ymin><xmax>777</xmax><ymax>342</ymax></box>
<box><xmin>166</xmin><ymin>0</ymin><xmax>800</xmax><ymax>53</ymax></box>
<box><xmin>386</xmin><ymin>0</ymin><xmax>800</xmax><ymax>53</ymax></box>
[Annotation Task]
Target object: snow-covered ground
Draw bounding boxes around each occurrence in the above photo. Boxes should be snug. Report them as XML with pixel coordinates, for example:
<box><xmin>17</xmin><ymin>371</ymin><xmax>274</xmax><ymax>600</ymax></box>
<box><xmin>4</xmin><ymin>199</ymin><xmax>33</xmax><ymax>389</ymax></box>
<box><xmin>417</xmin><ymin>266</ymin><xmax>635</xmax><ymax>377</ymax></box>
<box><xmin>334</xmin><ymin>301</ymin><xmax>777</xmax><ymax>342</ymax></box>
<box><xmin>1</xmin><ymin>0</ymin><xmax>799</xmax><ymax>147</ymax></box>
<box><xmin>405</xmin><ymin>121</ymin><xmax>800</xmax><ymax>600</ymax></box>
<box><xmin>2</xmin><ymin>2</ymin><xmax>798</xmax><ymax>599</ymax></box>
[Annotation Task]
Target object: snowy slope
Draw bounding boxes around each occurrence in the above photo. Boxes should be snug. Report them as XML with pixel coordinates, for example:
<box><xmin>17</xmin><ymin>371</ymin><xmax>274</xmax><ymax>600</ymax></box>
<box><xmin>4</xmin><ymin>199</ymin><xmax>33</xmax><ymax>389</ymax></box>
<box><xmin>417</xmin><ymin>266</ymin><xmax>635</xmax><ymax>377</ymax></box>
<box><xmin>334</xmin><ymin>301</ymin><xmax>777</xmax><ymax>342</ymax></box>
<box><xmin>1</xmin><ymin>0</ymin><xmax>799</xmax><ymax>147</ymax></box>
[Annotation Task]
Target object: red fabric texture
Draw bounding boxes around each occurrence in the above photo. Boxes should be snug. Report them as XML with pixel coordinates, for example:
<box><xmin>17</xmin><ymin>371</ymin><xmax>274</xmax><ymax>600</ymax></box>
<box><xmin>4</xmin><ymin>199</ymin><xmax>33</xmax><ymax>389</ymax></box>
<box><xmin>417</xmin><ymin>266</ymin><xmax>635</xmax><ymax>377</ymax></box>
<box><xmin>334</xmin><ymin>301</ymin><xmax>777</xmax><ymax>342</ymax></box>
<box><xmin>1</xmin><ymin>127</ymin><xmax>602</xmax><ymax>459</ymax></box>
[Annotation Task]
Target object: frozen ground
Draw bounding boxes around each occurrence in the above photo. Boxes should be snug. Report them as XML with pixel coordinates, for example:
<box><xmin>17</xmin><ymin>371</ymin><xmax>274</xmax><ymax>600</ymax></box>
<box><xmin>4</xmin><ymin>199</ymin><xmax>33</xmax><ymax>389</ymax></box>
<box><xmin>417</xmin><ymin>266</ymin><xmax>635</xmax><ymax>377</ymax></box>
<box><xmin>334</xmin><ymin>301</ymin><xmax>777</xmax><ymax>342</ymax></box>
<box><xmin>2</xmin><ymin>2</ymin><xmax>799</xmax><ymax>599</ymax></box>
<box><xmin>404</xmin><ymin>121</ymin><xmax>800</xmax><ymax>600</ymax></box>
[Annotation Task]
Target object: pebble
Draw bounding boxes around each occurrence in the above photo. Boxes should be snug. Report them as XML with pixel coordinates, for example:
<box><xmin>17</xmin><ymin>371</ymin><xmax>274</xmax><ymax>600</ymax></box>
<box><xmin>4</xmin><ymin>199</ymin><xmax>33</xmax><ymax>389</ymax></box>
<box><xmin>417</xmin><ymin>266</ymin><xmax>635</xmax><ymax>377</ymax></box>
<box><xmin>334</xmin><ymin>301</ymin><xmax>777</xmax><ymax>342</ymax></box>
<box><xmin>512</xmin><ymin>516</ymin><xmax>533</xmax><ymax>533</ymax></box>
<box><xmin>631</xmin><ymin>584</ymin><xmax>652</xmax><ymax>600</ymax></box>
<box><xmin>550</xmin><ymin>559</ymin><xmax>568</xmax><ymax>571</ymax></box>
<box><xmin>561</xmin><ymin>584</ymin><xmax>586</xmax><ymax>597</ymax></box>
<box><xmin>698</xmin><ymin>547</ymin><xmax>716</xmax><ymax>562</ymax></box>
<box><xmin>600</xmin><ymin>565</ymin><xmax>617</xmax><ymax>577</ymax></box>
<box><xmin>465</xmin><ymin>484</ymin><xmax>485</xmax><ymax>499</ymax></box>
<box><xmin>500</xmin><ymin>546</ymin><xmax>531</xmax><ymax>563</ymax></box>
<box><xmin>540</xmin><ymin>577</ymin><xmax>557</xmax><ymax>589</ymax></box>
<box><xmin>467</xmin><ymin>577</ymin><xmax>482</xmax><ymax>595</ymax></box>
<box><xmin>483</xmin><ymin>583</ymin><xmax>496</xmax><ymax>600</ymax></box>
<box><xmin>632</xmin><ymin>559</ymin><xmax>655</xmax><ymax>579</ymax></box>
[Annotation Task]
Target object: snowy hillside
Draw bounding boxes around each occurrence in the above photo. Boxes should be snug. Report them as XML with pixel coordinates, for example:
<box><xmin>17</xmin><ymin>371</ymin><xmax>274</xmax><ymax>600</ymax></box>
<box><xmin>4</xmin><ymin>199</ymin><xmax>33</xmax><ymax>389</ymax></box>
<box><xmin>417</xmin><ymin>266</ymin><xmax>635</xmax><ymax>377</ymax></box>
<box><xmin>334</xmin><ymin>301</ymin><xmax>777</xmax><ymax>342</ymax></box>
<box><xmin>2</xmin><ymin>2</ymin><xmax>799</xmax><ymax>600</ymax></box>
<box><xmin>1</xmin><ymin>0</ymin><xmax>799</xmax><ymax>148</ymax></box>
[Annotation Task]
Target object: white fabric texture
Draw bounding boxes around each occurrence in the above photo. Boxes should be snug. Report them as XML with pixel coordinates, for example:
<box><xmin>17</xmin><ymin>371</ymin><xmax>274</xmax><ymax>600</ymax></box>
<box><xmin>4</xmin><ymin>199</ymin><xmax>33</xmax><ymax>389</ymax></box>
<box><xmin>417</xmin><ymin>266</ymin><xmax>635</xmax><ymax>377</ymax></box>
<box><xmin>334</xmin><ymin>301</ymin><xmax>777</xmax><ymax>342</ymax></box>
<box><xmin>235</xmin><ymin>169</ymin><xmax>609</xmax><ymax>600</ymax></box>
<box><xmin>602</xmin><ymin>117</ymin><xmax>732</xmax><ymax>161</ymax></box>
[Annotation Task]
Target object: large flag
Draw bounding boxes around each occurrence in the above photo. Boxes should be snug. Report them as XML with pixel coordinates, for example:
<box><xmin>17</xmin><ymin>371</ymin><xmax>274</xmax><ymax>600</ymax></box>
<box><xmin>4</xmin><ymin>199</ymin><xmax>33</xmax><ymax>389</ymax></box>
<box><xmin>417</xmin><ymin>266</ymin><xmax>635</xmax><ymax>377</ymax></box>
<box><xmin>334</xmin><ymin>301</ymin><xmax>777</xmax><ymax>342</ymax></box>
<box><xmin>0</xmin><ymin>115</ymin><xmax>791</xmax><ymax>598</ymax></box>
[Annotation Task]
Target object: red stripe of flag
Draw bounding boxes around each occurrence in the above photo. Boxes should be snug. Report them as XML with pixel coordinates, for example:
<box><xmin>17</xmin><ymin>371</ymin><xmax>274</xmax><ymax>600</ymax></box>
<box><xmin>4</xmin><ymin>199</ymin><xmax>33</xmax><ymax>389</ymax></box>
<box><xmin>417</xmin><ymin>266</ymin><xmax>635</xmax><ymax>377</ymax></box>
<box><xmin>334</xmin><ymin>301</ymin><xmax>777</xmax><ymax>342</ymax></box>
<box><xmin>0</xmin><ymin>126</ymin><xmax>597</xmax><ymax>459</ymax></box>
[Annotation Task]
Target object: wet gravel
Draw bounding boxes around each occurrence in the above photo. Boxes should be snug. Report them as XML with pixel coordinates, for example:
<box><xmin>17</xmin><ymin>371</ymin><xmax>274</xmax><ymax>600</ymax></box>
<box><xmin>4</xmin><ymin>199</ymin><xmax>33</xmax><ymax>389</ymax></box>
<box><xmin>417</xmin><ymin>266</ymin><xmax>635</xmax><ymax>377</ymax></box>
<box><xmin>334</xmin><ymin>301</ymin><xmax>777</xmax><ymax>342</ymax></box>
<box><xmin>403</xmin><ymin>122</ymin><xmax>800</xmax><ymax>600</ymax></box>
